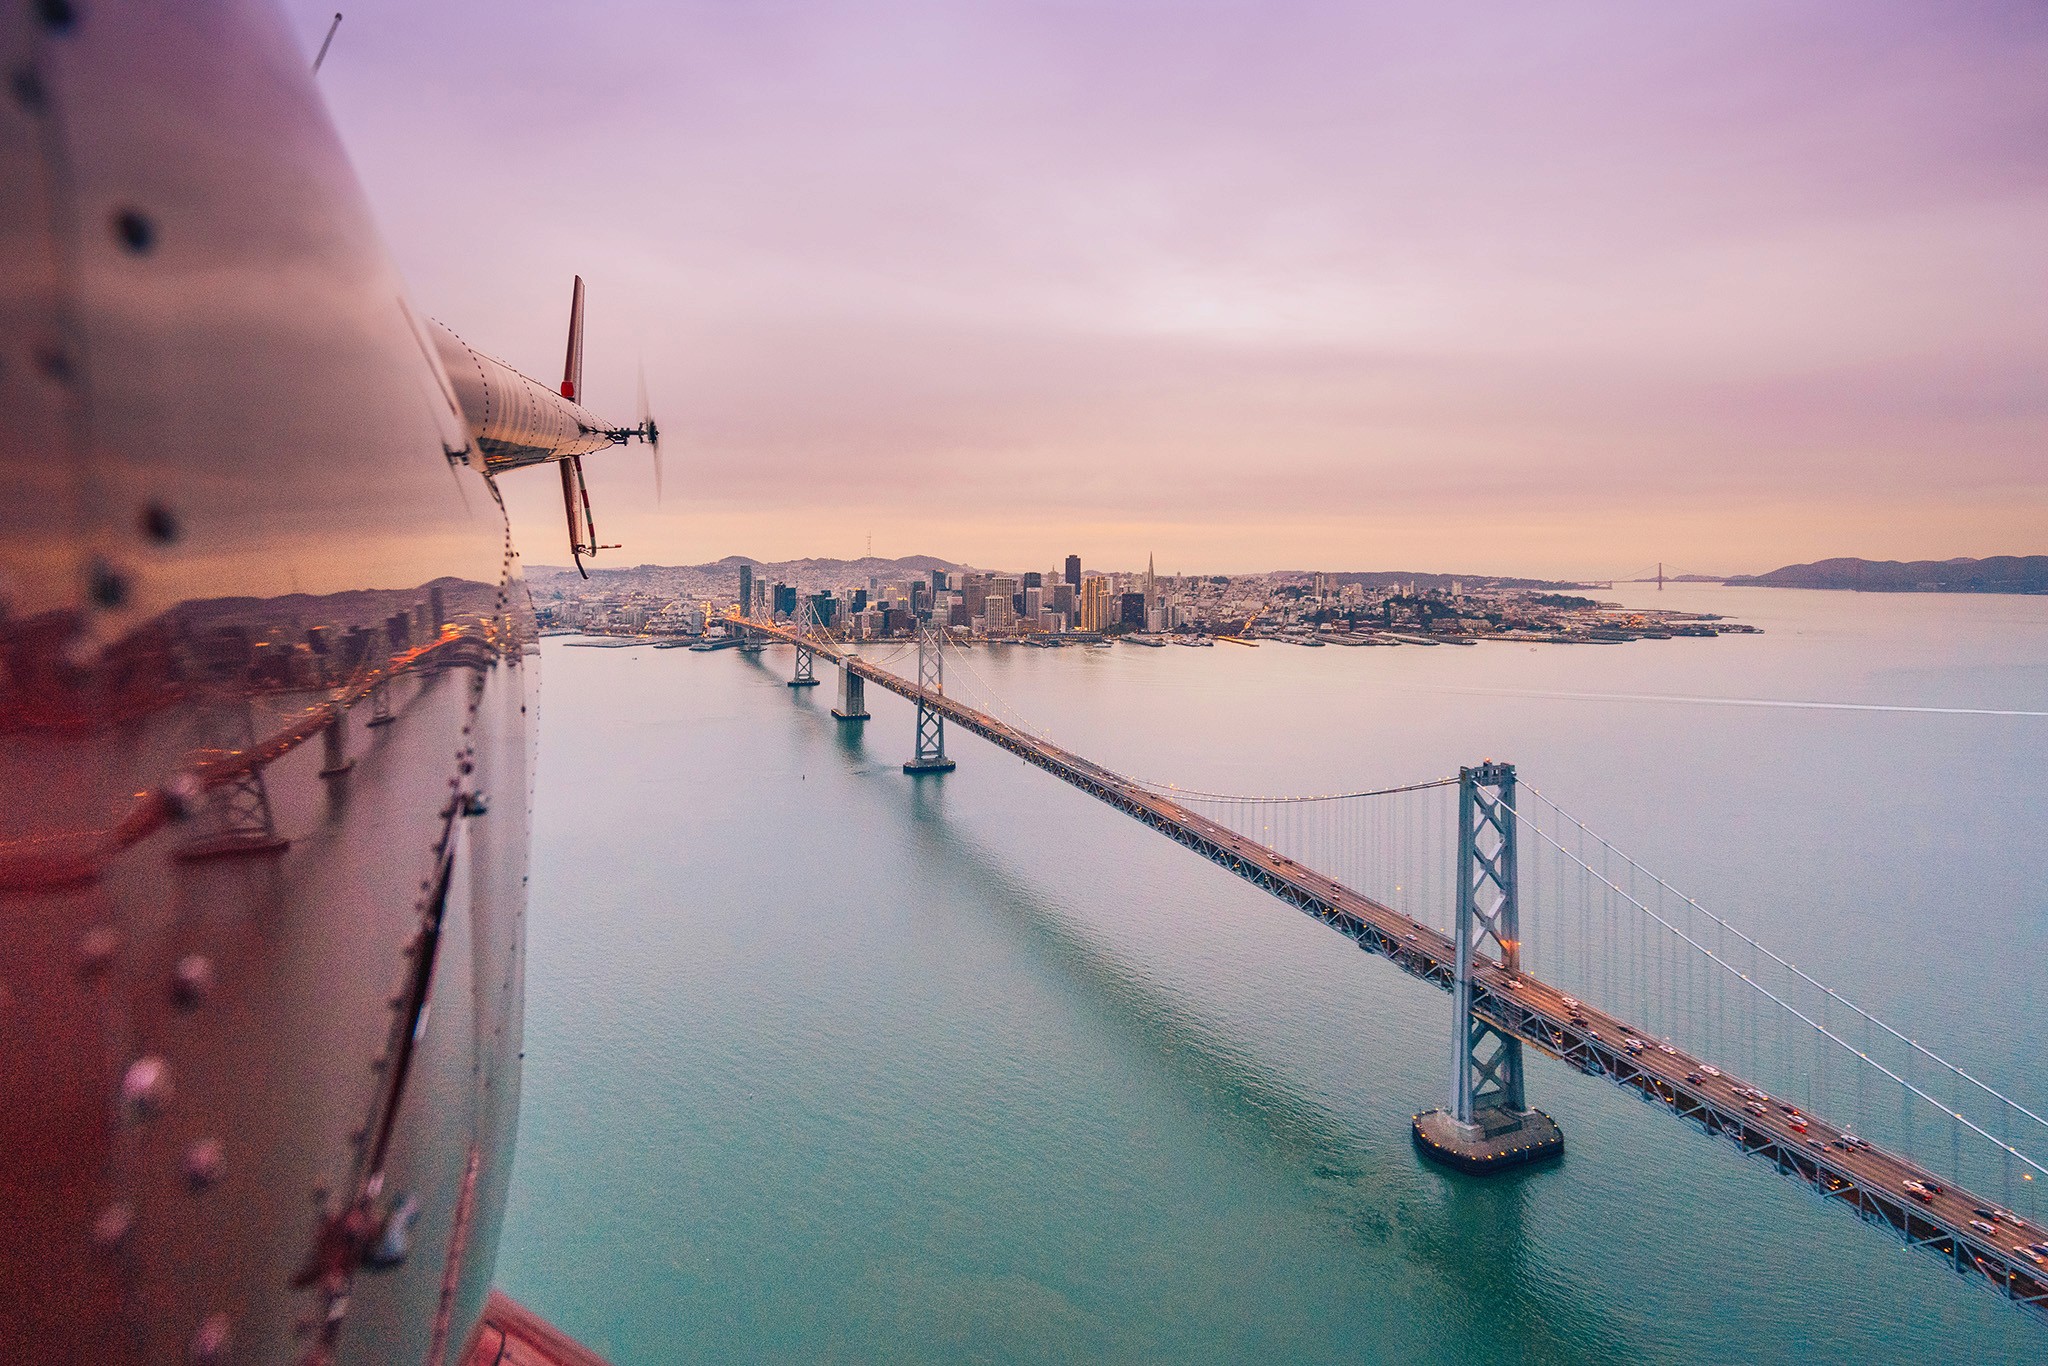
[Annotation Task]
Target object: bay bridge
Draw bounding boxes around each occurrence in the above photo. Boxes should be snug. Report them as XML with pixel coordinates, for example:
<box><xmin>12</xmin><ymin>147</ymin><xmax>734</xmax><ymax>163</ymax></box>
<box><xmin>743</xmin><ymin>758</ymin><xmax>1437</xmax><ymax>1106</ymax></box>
<box><xmin>730</xmin><ymin>610</ymin><xmax>2048</xmax><ymax>1325</ymax></box>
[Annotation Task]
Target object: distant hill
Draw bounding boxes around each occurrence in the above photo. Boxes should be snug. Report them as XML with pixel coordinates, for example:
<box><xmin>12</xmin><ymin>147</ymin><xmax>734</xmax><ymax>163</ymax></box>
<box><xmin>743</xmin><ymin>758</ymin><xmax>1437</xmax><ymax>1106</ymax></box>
<box><xmin>527</xmin><ymin>554</ymin><xmax>970</xmax><ymax>586</ymax></box>
<box><xmin>529</xmin><ymin>558</ymin><xmax>1598</xmax><ymax>590</ymax></box>
<box><xmin>1725</xmin><ymin>556</ymin><xmax>2048</xmax><ymax>594</ymax></box>
<box><xmin>1272</xmin><ymin>570</ymin><xmax>1584</xmax><ymax>590</ymax></box>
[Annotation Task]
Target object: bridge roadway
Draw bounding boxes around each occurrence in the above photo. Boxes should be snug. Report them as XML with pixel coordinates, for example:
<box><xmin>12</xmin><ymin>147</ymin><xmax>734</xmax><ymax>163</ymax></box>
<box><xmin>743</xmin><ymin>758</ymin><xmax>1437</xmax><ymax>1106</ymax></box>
<box><xmin>731</xmin><ymin>615</ymin><xmax>2048</xmax><ymax>1317</ymax></box>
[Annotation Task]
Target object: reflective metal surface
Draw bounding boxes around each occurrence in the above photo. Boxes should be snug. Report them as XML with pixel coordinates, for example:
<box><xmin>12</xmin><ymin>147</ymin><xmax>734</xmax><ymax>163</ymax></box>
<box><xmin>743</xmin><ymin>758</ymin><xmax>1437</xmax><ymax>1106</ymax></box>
<box><xmin>1</xmin><ymin>2</ymin><xmax>541</xmax><ymax>1359</ymax></box>
<box><xmin>429</xmin><ymin>320</ymin><xmax>619</xmax><ymax>472</ymax></box>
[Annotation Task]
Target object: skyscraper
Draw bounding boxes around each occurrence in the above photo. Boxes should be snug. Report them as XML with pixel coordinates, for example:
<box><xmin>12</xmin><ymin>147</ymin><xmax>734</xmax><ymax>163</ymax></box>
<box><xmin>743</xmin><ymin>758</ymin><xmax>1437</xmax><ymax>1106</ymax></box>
<box><xmin>738</xmin><ymin>563</ymin><xmax>754</xmax><ymax>617</ymax></box>
<box><xmin>1145</xmin><ymin>553</ymin><xmax>1156</xmax><ymax>609</ymax></box>
<box><xmin>1079</xmin><ymin>575</ymin><xmax>1111</xmax><ymax>632</ymax></box>
<box><xmin>1064</xmin><ymin>554</ymin><xmax>1081</xmax><ymax>590</ymax></box>
<box><xmin>984</xmin><ymin>576</ymin><xmax>1018</xmax><ymax>635</ymax></box>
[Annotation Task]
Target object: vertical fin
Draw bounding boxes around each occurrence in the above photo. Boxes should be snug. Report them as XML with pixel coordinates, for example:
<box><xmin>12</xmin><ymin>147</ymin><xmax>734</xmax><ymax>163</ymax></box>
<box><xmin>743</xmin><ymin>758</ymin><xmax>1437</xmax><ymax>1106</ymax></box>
<box><xmin>559</xmin><ymin>275</ymin><xmax>585</xmax><ymax>401</ymax></box>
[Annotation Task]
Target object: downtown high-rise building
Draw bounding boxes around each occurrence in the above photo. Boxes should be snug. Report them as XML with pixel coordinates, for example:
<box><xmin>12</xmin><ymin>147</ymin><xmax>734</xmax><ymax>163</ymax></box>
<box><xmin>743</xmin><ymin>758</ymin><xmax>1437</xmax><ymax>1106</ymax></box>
<box><xmin>738</xmin><ymin>563</ymin><xmax>754</xmax><ymax>616</ymax></box>
<box><xmin>1079</xmin><ymin>575</ymin><xmax>1112</xmax><ymax>632</ymax></box>
<box><xmin>984</xmin><ymin>576</ymin><xmax>1019</xmax><ymax>634</ymax></box>
<box><xmin>1064</xmin><ymin>554</ymin><xmax>1081</xmax><ymax>590</ymax></box>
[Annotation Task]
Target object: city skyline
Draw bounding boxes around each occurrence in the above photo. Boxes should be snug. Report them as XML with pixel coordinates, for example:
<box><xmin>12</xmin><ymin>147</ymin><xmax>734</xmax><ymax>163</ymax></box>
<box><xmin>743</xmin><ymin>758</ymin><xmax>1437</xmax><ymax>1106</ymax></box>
<box><xmin>311</xmin><ymin>1</ymin><xmax>2047</xmax><ymax>578</ymax></box>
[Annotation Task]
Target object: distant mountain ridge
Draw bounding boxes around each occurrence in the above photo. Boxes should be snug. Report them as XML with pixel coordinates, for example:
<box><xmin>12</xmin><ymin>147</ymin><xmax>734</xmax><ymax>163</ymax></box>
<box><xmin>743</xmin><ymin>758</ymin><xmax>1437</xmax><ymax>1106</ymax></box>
<box><xmin>526</xmin><ymin>554</ymin><xmax>970</xmax><ymax>586</ymax></box>
<box><xmin>527</xmin><ymin>557</ymin><xmax>1583</xmax><ymax>587</ymax></box>
<box><xmin>1726</xmin><ymin>556</ymin><xmax>2048</xmax><ymax>594</ymax></box>
<box><xmin>1279</xmin><ymin>570</ymin><xmax>1583</xmax><ymax>591</ymax></box>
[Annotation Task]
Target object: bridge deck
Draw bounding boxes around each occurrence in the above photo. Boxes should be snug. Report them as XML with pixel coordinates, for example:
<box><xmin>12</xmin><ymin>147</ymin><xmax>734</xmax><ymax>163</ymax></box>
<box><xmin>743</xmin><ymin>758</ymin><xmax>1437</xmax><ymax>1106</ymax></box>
<box><xmin>734</xmin><ymin>617</ymin><xmax>2048</xmax><ymax>1316</ymax></box>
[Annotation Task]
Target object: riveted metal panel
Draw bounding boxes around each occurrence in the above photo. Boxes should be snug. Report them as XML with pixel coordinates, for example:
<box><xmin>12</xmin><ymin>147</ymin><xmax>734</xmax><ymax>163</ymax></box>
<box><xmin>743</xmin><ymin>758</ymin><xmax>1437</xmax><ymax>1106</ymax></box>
<box><xmin>0</xmin><ymin>3</ymin><xmax>532</xmax><ymax>1360</ymax></box>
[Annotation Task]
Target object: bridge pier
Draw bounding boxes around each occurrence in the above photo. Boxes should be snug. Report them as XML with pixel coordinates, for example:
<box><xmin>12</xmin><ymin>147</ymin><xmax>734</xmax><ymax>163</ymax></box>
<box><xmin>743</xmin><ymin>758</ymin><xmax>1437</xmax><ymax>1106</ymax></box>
<box><xmin>317</xmin><ymin>709</ymin><xmax>353</xmax><ymax>778</ymax></box>
<box><xmin>1413</xmin><ymin>761</ymin><xmax>1563</xmax><ymax>1174</ymax></box>
<box><xmin>902</xmin><ymin>624</ymin><xmax>955</xmax><ymax>773</ymax></box>
<box><xmin>832</xmin><ymin>657</ymin><xmax>869</xmax><ymax>721</ymax></box>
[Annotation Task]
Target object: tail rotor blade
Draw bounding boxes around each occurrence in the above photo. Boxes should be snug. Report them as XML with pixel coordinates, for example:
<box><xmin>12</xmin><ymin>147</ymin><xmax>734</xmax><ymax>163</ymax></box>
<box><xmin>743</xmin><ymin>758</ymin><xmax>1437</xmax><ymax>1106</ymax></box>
<box><xmin>637</xmin><ymin>358</ymin><xmax>663</xmax><ymax>502</ymax></box>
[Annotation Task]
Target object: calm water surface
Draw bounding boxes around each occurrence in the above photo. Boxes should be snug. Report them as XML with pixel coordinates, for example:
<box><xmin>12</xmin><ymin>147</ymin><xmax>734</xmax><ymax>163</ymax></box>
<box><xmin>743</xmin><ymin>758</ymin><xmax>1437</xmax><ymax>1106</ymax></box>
<box><xmin>495</xmin><ymin>586</ymin><xmax>2047</xmax><ymax>1363</ymax></box>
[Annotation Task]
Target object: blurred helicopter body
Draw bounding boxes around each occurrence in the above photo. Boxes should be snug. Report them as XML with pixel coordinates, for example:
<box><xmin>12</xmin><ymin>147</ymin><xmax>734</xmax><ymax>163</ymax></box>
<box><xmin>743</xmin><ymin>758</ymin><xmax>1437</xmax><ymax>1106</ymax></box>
<box><xmin>1</xmin><ymin>2</ymin><xmax>632</xmax><ymax>1361</ymax></box>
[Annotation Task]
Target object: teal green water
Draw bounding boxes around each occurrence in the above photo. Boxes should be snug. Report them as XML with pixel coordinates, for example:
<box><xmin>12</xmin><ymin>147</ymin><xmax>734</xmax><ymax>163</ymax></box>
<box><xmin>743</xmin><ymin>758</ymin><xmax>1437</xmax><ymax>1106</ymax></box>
<box><xmin>496</xmin><ymin>587</ymin><xmax>2047</xmax><ymax>1363</ymax></box>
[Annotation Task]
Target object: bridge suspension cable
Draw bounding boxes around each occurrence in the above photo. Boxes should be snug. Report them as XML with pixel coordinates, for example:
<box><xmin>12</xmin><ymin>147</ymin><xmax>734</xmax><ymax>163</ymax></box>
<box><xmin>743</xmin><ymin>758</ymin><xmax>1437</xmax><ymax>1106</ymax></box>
<box><xmin>1502</xmin><ymin>783</ymin><xmax>2048</xmax><ymax>1197</ymax></box>
<box><xmin>1132</xmin><ymin>776</ymin><xmax>1459</xmax><ymax>803</ymax></box>
<box><xmin>1143</xmin><ymin>765</ymin><xmax>2045</xmax><ymax>1208</ymax></box>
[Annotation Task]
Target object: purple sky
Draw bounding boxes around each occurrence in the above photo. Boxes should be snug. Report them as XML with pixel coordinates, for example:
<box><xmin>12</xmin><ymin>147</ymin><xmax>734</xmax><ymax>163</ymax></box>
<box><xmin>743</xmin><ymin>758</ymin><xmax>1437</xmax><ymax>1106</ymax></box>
<box><xmin>301</xmin><ymin>1</ymin><xmax>2048</xmax><ymax>577</ymax></box>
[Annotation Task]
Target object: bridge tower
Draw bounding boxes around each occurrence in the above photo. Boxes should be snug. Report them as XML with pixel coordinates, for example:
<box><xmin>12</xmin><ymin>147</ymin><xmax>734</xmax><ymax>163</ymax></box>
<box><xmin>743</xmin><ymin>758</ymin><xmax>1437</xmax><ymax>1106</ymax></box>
<box><xmin>902</xmin><ymin>623</ymin><xmax>955</xmax><ymax>774</ymax></box>
<box><xmin>1412</xmin><ymin>761</ymin><xmax>1564</xmax><ymax>1173</ymax></box>
<box><xmin>789</xmin><ymin>601</ymin><xmax>821</xmax><ymax>688</ymax></box>
<box><xmin>832</xmin><ymin>649</ymin><xmax>869</xmax><ymax>722</ymax></box>
<box><xmin>176</xmin><ymin>694</ymin><xmax>291</xmax><ymax>861</ymax></box>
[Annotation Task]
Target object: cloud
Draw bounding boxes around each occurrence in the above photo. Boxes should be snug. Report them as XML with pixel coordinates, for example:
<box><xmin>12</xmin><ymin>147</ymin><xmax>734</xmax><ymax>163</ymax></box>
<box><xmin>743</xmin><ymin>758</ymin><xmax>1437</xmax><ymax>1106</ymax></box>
<box><xmin>308</xmin><ymin>0</ymin><xmax>2048</xmax><ymax>576</ymax></box>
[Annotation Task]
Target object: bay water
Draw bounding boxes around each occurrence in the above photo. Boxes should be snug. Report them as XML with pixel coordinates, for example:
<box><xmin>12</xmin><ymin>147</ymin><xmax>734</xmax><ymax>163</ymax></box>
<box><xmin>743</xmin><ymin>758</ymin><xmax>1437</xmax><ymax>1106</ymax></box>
<box><xmin>495</xmin><ymin>586</ymin><xmax>2046</xmax><ymax>1363</ymax></box>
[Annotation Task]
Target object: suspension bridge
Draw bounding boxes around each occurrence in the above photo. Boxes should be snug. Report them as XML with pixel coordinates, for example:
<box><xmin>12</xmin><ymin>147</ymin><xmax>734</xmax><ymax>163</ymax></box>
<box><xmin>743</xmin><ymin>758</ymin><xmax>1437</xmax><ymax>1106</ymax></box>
<box><xmin>728</xmin><ymin>609</ymin><xmax>2048</xmax><ymax>1323</ymax></box>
